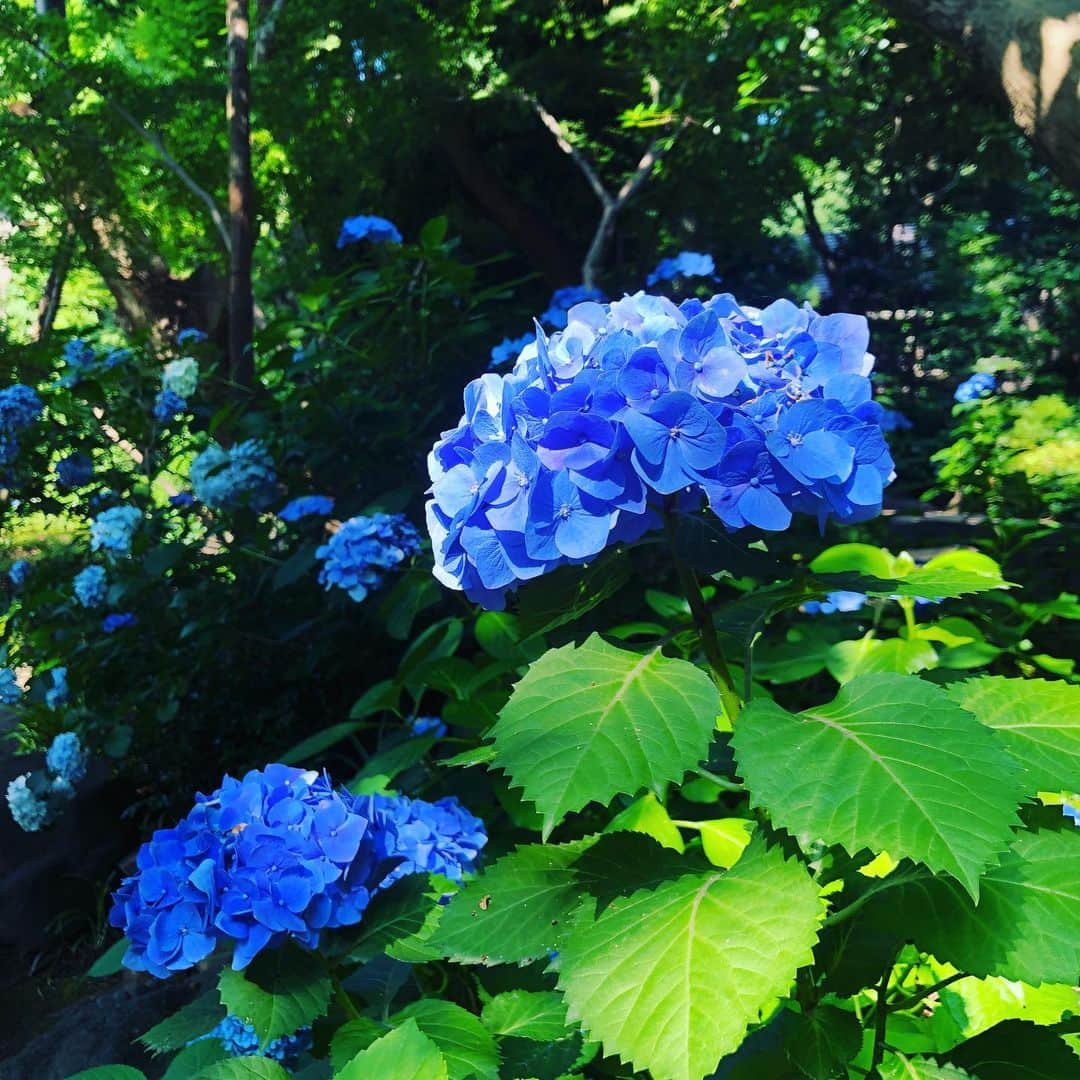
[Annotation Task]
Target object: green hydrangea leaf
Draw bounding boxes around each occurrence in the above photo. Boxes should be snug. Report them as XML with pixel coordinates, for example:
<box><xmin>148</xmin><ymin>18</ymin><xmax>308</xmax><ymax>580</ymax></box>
<box><xmin>948</xmin><ymin>676</ymin><xmax>1080</xmax><ymax>791</ymax></box>
<box><xmin>195</xmin><ymin>1058</ymin><xmax>292</xmax><ymax>1080</ymax></box>
<box><xmin>394</xmin><ymin>999</ymin><xmax>500</xmax><ymax>1080</ymax></box>
<box><xmin>490</xmin><ymin>634</ymin><xmax>720</xmax><ymax>836</ymax></box>
<box><xmin>218</xmin><ymin>943</ymin><xmax>331</xmax><ymax>1043</ymax></box>
<box><xmin>329</xmin><ymin>1017</ymin><xmax>386</xmax><ymax>1073</ymax></box>
<box><xmin>481</xmin><ymin>990</ymin><xmax>573</xmax><ymax>1041</ymax></box>
<box><xmin>879</xmin><ymin>1057</ymin><xmax>976</xmax><ymax>1080</ymax></box>
<box><xmin>557</xmin><ymin>838</ymin><xmax>824</xmax><ymax>1080</ymax></box>
<box><xmin>337</xmin><ymin>1019</ymin><xmax>448</xmax><ymax>1080</ymax></box>
<box><xmin>782</xmin><ymin>1005</ymin><xmax>862</xmax><ymax>1079</ymax></box>
<box><xmin>944</xmin><ymin>1019</ymin><xmax>1080</xmax><ymax>1079</ymax></box>
<box><xmin>161</xmin><ymin>1040</ymin><xmax>227</xmax><ymax>1080</ymax></box>
<box><xmin>138</xmin><ymin>990</ymin><xmax>226</xmax><ymax>1054</ymax></box>
<box><xmin>732</xmin><ymin>673</ymin><xmax>1025</xmax><ymax>898</ymax></box>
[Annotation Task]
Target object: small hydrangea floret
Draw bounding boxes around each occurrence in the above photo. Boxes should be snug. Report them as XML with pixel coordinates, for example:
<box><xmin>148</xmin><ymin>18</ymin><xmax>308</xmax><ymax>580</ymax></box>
<box><xmin>9</xmin><ymin>559</ymin><xmax>30</xmax><ymax>588</ymax></box>
<box><xmin>316</xmin><ymin>513</ymin><xmax>421</xmax><ymax>602</ymax></box>
<box><xmin>427</xmin><ymin>291</ymin><xmax>894</xmax><ymax>608</ymax></box>
<box><xmin>336</xmin><ymin>214</ymin><xmax>403</xmax><ymax>248</ymax></box>
<box><xmin>278</xmin><ymin>495</ymin><xmax>335</xmax><ymax>522</ymax></box>
<box><xmin>646</xmin><ymin>251</ymin><xmax>716</xmax><ymax>287</ymax></box>
<box><xmin>90</xmin><ymin>506</ymin><xmax>142</xmax><ymax>557</ymax></box>
<box><xmin>74</xmin><ymin>565</ymin><xmax>108</xmax><ymax>608</ymax></box>
<box><xmin>103</xmin><ymin>612</ymin><xmax>137</xmax><ymax>633</ymax></box>
<box><xmin>954</xmin><ymin>372</ymin><xmax>996</xmax><ymax>403</ymax></box>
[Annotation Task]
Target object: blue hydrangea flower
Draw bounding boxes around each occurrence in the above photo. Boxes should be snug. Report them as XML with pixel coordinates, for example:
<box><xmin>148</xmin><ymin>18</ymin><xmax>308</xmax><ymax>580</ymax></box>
<box><xmin>954</xmin><ymin>372</ymin><xmax>996</xmax><ymax>403</ymax></box>
<box><xmin>0</xmin><ymin>384</ymin><xmax>43</xmax><ymax>462</ymax></box>
<box><xmin>153</xmin><ymin>389</ymin><xmax>187</xmax><ymax>422</ymax></box>
<box><xmin>0</xmin><ymin>667</ymin><xmax>22</xmax><ymax>705</ymax></box>
<box><xmin>60</xmin><ymin>339</ymin><xmax>95</xmax><ymax>385</ymax></box>
<box><xmin>45</xmin><ymin>730</ymin><xmax>87</xmax><ymax>783</ymax></box>
<box><xmin>337</xmin><ymin>214</ymin><xmax>403</xmax><ymax>248</ymax></box>
<box><xmin>177</xmin><ymin>328</ymin><xmax>208</xmax><ymax>346</ymax></box>
<box><xmin>162</xmin><ymin>357</ymin><xmax>199</xmax><ymax>399</ymax></box>
<box><xmin>316</xmin><ymin>513</ymin><xmax>421</xmax><ymax>602</ymax></box>
<box><xmin>192</xmin><ymin>1015</ymin><xmax>312</xmax><ymax>1065</ymax></box>
<box><xmin>646</xmin><ymin>251</ymin><xmax>716</xmax><ymax>287</ymax></box>
<box><xmin>489</xmin><ymin>333</ymin><xmax>535</xmax><ymax>370</ymax></box>
<box><xmin>278</xmin><ymin>495</ymin><xmax>335</xmax><ymax>522</ymax></box>
<box><xmin>190</xmin><ymin>440</ymin><xmax>277</xmax><ymax>509</ymax></box>
<box><xmin>104</xmin><ymin>348</ymin><xmax>130</xmax><ymax>368</ymax></box>
<box><xmin>369</xmin><ymin>793</ymin><xmax>487</xmax><ymax>886</ymax></box>
<box><xmin>878</xmin><ymin>408</ymin><xmax>912</xmax><ymax>432</ymax></box>
<box><xmin>109</xmin><ymin>764</ymin><xmax>483</xmax><ymax>976</ymax></box>
<box><xmin>427</xmin><ymin>291</ymin><xmax>894</xmax><ymax>607</ymax></box>
<box><xmin>409</xmin><ymin>715</ymin><xmax>447</xmax><ymax>739</ymax></box>
<box><xmin>540</xmin><ymin>285</ymin><xmax>606</xmax><ymax>330</ymax></box>
<box><xmin>90</xmin><ymin>505</ymin><xmax>142</xmax><ymax>556</ymax></box>
<box><xmin>169</xmin><ymin>492</ymin><xmax>196</xmax><ymax>508</ymax></box>
<box><xmin>74</xmin><ymin>565</ymin><xmax>108</xmax><ymax>608</ymax></box>
<box><xmin>804</xmin><ymin>590</ymin><xmax>868</xmax><ymax>615</ymax></box>
<box><xmin>1063</xmin><ymin>800</ymin><xmax>1079</xmax><ymax>827</ymax></box>
<box><xmin>6</xmin><ymin>774</ymin><xmax>49</xmax><ymax>832</ymax></box>
<box><xmin>9</xmin><ymin>559</ymin><xmax>30</xmax><ymax>588</ymax></box>
<box><xmin>103</xmin><ymin>612</ymin><xmax>137</xmax><ymax>633</ymax></box>
<box><xmin>56</xmin><ymin>452</ymin><xmax>94</xmax><ymax>489</ymax></box>
<box><xmin>45</xmin><ymin>669</ymin><xmax>70</xmax><ymax>712</ymax></box>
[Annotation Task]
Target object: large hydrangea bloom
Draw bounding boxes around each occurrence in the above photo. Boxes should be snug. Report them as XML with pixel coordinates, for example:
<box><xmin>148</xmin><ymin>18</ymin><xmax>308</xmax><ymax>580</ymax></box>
<box><xmin>427</xmin><ymin>291</ymin><xmax>894</xmax><ymax>608</ymax></box>
<box><xmin>190</xmin><ymin>439</ymin><xmax>277</xmax><ymax>509</ymax></box>
<box><xmin>90</xmin><ymin>506</ymin><xmax>142</xmax><ymax>556</ymax></box>
<box><xmin>0</xmin><ymin>384</ymin><xmax>43</xmax><ymax>463</ymax></box>
<box><xmin>109</xmin><ymin>764</ymin><xmax>485</xmax><ymax>977</ymax></box>
<box><xmin>316</xmin><ymin>513</ymin><xmax>421</xmax><ymax>602</ymax></box>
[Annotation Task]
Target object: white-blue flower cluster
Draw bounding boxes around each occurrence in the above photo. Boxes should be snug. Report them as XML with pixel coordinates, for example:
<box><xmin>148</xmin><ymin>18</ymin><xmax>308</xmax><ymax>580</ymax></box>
<box><xmin>45</xmin><ymin>731</ymin><xmax>86</xmax><ymax>782</ymax></box>
<box><xmin>90</xmin><ymin>506</ymin><xmax>142</xmax><ymax>556</ymax></box>
<box><xmin>6</xmin><ymin>732</ymin><xmax>89</xmax><ymax>832</ymax></box>
<box><xmin>162</xmin><ymin>357</ymin><xmax>199</xmax><ymax>399</ymax></box>
<box><xmin>646</xmin><ymin>251</ymin><xmax>716</xmax><ymax>287</ymax></box>
<box><xmin>74</xmin><ymin>565</ymin><xmax>108</xmax><ymax>608</ymax></box>
<box><xmin>45</xmin><ymin>667</ymin><xmax>69</xmax><ymax>710</ymax></box>
<box><xmin>190</xmin><ymin>440</ymin><xmax>277</xmax><ymax>508</ymax></box>
<box><xmin>316</xmin><ymin>513</ymin><xmax>421</xmax><ymax>602</ymax></box>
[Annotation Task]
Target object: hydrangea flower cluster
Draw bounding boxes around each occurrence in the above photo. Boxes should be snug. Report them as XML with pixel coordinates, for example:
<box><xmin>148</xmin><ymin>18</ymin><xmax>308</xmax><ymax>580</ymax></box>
<box><xmin>90</xmin><ymin>506</ymin><xmax>142</xmax><ymax>557</ymax></box>
<box><xmin>108</xmin><ymin>764</ymin><xmax>485</xmax><ymax>977</ymax></box>
<box><xmin>6</xmin><ymin>731</ymin><xmax>88</xmax><ymax>832</ymax></box>
<box><xmin>191</xmin><ymin>440</ymin><xmax>277</xmax><ymax>509</ymax></box>
<box><xmin>0</xmin><ymin>667</ymin><xmax>23</xmax><ymax>705</ymax></box>
<box><xmin>409</xmin><ymin>715</ymin><xmax>447</xmax><ymax>739</ymax></box>
<box><xmin>57</xmin><ymin>451</ymin><xmax>94</xmax><ymax>489</ymax></box>
<box><xmin>45</xmin><ymin>667</ymin><xmax>69</xmax><ymax>711</ymax></box>
<box><xmin>169</xmin><ymin>492</ymin><xmax>195</xmax><ymax>509</ymax></box>
<box><xmin>177</xmin><ymin>327</ymin><xmax>208</xmax><ymax>346</ymax></box>
<box><xmin>646</xmin><ymin>251</ymin><xmax>716</xmax><ymax>287</ymax></box>
<box><xmin>0</xmin><ymin>384</ymin><xmax>43</xmax><ymax>463</ymax></box>
<box><xmin>74</xmin><ymin>565</ymin><xmax>108</xmax><ymax>608</ymax></box>
<box><xmin>153</xmin><ymin>390</ymin><xmax>187</xmax><ymax>422</ymax></box>
<box><xmin>163</xmin><ymin>357</ymin><xmax>199</xmax><ymax>399</ymax></box>
<box><xmin>9</xmin><ymin>559</ymin><xmax>30</xmax><ymax>588</ymax></box>
<box><xmin>59</xmin><ymin>339</ymin><xmax>96</xmax><ymax>386</ymax></box>
<box><xmin>279</xmin><ymin>495</ymin><xmax>335</xmax><ymax>522</ymax></box>
<box><xmin>490</xmin><ymin>333</ymin><xmax>535</xmax><ymax>370</ymax></box>
<box><xmin>337</xmin><ymin>214</ymin><xmax>402</xmax><ymax>248</ymax></box>
<box><xmin>427</xmin><ymin>291</ymin><xmax>894</xmax><ymax>607</ymax></box>
<box><xmin>804</xmin><ymin>590</ymin><xmax>868</xmax><ymax>615</ymax></box>
<box><xmin>192</xmin><ymin>1015</ymin><xmax>312</xmax><ymax>1066</ymax></box>
<box><xmin>316</xmin><ymin>513</ymin><xmax>421</xmax><ymax>602</ymax></box>
<box><xmin>955</xmin><ymin>372</ymin><xmax>996</xmax><ymax>403</ymax></box>
<box><xmin>103</xmin><ymin>612</ymin><xmax>137</xmax><ymax>633</ymax></box>
<box><xmin>540</xmin><ymin>285</ymin><xmax>606</xmax><ymax>330</ymax></box>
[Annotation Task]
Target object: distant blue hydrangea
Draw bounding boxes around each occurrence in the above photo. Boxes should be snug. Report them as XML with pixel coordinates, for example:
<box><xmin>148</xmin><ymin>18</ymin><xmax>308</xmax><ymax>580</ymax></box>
<box><xmin>370</xmin><ymin>792</ymin><xmax>487</xmax><ymax>886</ymax></box>
<box><xmin>192</xmin><ymin>1015</ymin><xmax>312</xmax><ymax>1065</ymax></box>
<box><xmin>955</xmin><ymin>372</ymin><xmax>997</xmax><ymax>403</ymax></box>
<box><xmin>540</xmin><ymin>285</ymin><xmax>606</xmax><ymax>330</ymax></box>
<box><xmin>45</xmin><ymin>730</ymin><xmax>86</xmax><ymax>782</ymax></box>
<box><xmin>190</xmin><ymin>440</ymin><xmax>277</xmax><ymax>509</ymax></box>
<box><xmin>337</xmin><ymin>214</ymin><xmax>403</xmax><ymax>248</ymax></box>
<box><xmin>90</xmin><ymin>505</ymin><xmax>142</xmax><ymax>556</ymax></box>
<box><xmin>1063</xmin><ymin>800</ymin><xmax>1079</xmax><ymax>827</ymax></box>
<box><xmin>177</xmin><ymin>328</ymin><xmax>208</xmax><ymax>346</ymax></box>
<box><xmin>278</xmin><ymin>495</ymin><xmax>335</xmax><ymax>522</ymax></box>
<box><xmin>74</xmin><ymin>565</ymin><xmax>108</xmax><ymax>608</ymax></box>
<box><xmin>162</xmin><ymin>357</ymin><xmax>199</xmax><ymax>399</ymax></box>
<box><xmin>45</xmin><ymin>669</ymin><xmax>70</xmax><ymax>712</ymax></box>
<box><xmin>9</xmin><ymin>559</ymin><xmax>30</xmax><ymax>588</ymax></box>
<box><xmin>0</xmin><ymin>384</ymin><xmax>43</xmax><ymax>463</ymax></box>
<box><xmin>169</xmin><ymin>492</ymin><xmax>195</xmax><ymax>508</ymax></box>
<box><xmin>0</xmin><ymin>667</ymin><xmax>22</xmax><ymax>705</ymax></box>
<box><xmin>104</xmin><ymin>348</ymin><xmax>130</xmax><ymax>368</ymax></box>
<box><xmin>109</xmin><ymin>763</ymin><xmax>485</xmax><ymax>977</ymax></box>
<box><xmin>57</xmin><ymin>452</ymin><xmax>94</xmax><ymax>489</ymax></box>
<box><xmin>646</xmin><ymin>251</ymin><xmax>716</xmax><ymax>287</ymax></box>
<box><xmin>6</xmin><ymin>775</ymin><xmax>48</xmax><ymax>832</ymax></box>
<box><xmin>153</xmin><ymin>389</ymin><xmax>187</xmax><ymax>422</ymax></box>
<box><xmin>428</xmin><ymin>291</ymin><xmax>894</xmax><ymax>608</ymax></box>
<box><xmin>103</xmin><ymin>612</ymin><xmax>137</xmax><ymax>633</ymax></box>
<box><xmin>316</xmin><ymin>513</ymin><xmax>421</xmax><ymax>602</ymax></box>
<box><xmin>804</xmin><ymin>590</ymin><xmax>868</xmax><ymax>615</ymax></box>
<box><xmin>489</xmin><ymin>334</ymin><xmax>534</xmax><ymax>370</ymax></box>
<box><xmin>409</xmin><ymin>715</ymin><xmax>447</xmax><ymax>739</ymax></box>
<box><xmin>878</xmin><ymin>408</ymin><xmax>913</xmax><ymax>432</ymax></box>
<box><xmin>61</xmin><ymin>339</ymin><xmax>96</xmax><ymax>385</ymax></box>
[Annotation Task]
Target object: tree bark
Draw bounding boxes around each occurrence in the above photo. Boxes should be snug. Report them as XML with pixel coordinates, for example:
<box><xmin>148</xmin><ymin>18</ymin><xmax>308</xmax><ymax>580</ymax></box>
<box><xmin>34</xmin><ymin>222</ymin><xmax>76</xmax><ymax>342</ymax></box>
<box><xmin>227</xmin><ymin>0</ymin><xmax>255</xmax><ymax>390</ymax></box>
<box><xmin>887</xmin><ymin>1</ymin><xmax>1080</xmax><ymax>192</ymax></box>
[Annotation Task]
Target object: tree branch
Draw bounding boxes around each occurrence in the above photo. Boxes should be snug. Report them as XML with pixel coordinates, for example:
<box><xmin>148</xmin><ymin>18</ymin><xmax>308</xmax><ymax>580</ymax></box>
<box><xmin>253</xmin><ymin>0</ymin><xmax>287</xmax><ymax>66</ymax></box>
<box><xmin>521</xmin><ymin>92</ymin><xmax>611</xmax><ymax>208</ymax></box>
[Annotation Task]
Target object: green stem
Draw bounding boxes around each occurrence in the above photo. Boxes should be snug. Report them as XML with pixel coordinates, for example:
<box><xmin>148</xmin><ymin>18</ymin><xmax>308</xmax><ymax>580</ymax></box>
<box><xmin>693</xmin><ymin>767</ymin><xmax>745</xmax><ymax>793</ymax></box>
<box><xmin>869</xmin><ymin>947</ymin><xmax>900</xmax><ymax>1077</ymax></box>
<box><xmin>822</xmin><ymin>869</ymin><xmax>929</xmax><ymax>930</ymax></box>
<box><xmin>890</xmin><ymin>971</ymin><xmax>968</xmax><ymax>1012</ymax></box>
<box><xmin>331</xmin><ymin>971</ymin><xmax>361</xmax><ymax>1021</ymax></box>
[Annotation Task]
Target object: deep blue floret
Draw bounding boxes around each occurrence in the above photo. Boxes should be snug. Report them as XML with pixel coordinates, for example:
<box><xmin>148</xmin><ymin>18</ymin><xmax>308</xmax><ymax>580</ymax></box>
<box><xmin>278</xmin><ymin>495</ymin><xmax>335</xmax><ymax>522</ymax></box>
<box><xmin>57</xmin><ymin>452</ymin><xmax>94</xmax><ymax>488</ymax></box>
<box><xmin>103</xmin><ymin>612</ymin><xmax>137</xmax><ymax>633</ymax></box>
<box><xmin>8</xmin><ymin>559</ymin><xmax>30</xmax><ymax>588</ymax></box>
<box><xmin>336</xmin><ymin>214</ymin><xmax>403</xmax><ymax>248</ymax></box>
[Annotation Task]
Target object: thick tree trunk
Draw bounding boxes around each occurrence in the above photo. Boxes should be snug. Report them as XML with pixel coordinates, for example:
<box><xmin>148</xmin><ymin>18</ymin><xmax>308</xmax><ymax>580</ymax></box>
<box><xmin>888</xmin><ymin>1</ymin><xmax>1080</xmax><ymax>192</ymax></box>
<box><xmin>227</xmin><ymin>0</ymin><xmax>255</xmax><ymax>389</ymax></box>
